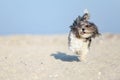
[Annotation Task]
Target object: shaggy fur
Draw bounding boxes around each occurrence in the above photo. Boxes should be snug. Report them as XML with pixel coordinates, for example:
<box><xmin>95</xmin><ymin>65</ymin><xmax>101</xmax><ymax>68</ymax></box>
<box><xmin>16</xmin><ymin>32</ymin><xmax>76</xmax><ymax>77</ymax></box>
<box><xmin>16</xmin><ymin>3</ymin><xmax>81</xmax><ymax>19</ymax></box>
<box><xmin>68</xmin><ymin>10</ymin><xmax>100</xmax><ymax>61</ymax></box>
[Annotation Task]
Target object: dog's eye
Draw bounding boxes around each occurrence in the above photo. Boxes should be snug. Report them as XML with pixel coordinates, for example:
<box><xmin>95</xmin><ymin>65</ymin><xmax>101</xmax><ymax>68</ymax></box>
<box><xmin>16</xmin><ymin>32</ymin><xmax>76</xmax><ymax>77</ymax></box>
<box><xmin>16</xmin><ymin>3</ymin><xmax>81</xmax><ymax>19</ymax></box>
<box><xmin>86</xmin><ymin>25</ymin><xmax>89</xmax><ymax>27</ymax></box>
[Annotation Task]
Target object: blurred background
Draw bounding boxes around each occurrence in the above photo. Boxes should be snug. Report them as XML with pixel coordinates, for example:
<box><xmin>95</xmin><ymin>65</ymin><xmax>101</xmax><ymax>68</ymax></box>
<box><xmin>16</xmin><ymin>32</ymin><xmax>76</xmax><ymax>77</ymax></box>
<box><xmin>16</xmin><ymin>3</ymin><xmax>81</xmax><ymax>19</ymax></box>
<box><xmin>0</xmin><ymin>0</ymin><xmax>120</xmax><ymax>35</ymax></box>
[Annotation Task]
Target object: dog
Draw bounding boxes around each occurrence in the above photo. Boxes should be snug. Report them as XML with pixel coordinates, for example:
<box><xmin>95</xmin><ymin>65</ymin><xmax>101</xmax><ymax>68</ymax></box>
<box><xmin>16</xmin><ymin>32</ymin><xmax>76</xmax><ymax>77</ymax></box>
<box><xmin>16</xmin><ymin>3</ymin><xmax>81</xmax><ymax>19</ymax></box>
<box><xmin>68</xmin><ymin>10</ymin><xmax>100</xmax><ymax>61</ymax></box>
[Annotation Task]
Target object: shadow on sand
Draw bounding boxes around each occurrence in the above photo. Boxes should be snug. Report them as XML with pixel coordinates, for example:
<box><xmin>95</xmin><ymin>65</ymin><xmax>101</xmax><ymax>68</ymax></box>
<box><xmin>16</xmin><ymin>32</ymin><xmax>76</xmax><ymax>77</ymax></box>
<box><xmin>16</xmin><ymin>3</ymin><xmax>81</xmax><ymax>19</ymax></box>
<box><xmin>51</xmin><ymin>52</ymin><xmax>80</xmax><ymax>62</ymax></box>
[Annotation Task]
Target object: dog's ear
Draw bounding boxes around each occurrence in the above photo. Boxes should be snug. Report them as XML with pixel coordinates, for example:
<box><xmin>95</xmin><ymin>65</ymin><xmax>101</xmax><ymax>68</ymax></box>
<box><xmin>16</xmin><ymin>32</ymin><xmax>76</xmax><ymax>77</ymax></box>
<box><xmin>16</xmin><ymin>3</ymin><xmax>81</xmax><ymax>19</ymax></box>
<box><xmin>93</xmin><ymin>29</ymin><xmax>101</xmax><ymax>38</ymax></box>
<box><xmin>76</xmin><ymin>16</ymin><xmax>81</xmax><ymax>24</ymax></box>
<box><xmin>90</xmin><ymin>23</ymin><xmax>101</xmax><ymax>38</ymax></box>
<box><xmin>82</xmin><ymin>13</ymin><xmax>90</xmax><ymax>21</ymax></box>
<box><xmin>73</xmin><ymin>16</ymin><xmax>81</xmax><ymax>26</ymax></box>
<box><xmin>81</xmin><ymin>9</ymin><xmax>90</xmax><ymax>21</ymax></box>
<box><xmin>70</xmin><ymin>16</ymin><xmax>81</xmax><ymax>29</ymax></box>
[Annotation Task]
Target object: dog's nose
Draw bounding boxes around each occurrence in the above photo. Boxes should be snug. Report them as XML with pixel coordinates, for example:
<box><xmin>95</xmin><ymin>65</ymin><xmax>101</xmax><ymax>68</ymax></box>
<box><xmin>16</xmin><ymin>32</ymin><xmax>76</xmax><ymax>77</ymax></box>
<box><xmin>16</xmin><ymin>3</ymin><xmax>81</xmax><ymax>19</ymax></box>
<box><xmin>82</xmin><ymin>28</ymin><xmax>85</xmax><ymax>31</ymax></box>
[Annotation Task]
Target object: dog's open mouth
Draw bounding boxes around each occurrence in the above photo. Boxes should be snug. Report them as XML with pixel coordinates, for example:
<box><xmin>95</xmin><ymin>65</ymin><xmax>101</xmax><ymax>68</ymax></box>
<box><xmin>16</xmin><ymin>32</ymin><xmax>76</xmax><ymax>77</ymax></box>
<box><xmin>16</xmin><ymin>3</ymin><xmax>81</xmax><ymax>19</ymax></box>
<box><xmin>81</xmin><ymin>31</ymin><xmax>92</xmax><ymax>35</ymax></box>
<box><xmin>81</xmin><ymin>32</ymin><xmax>86</xmax><ymax>35</ymax></box>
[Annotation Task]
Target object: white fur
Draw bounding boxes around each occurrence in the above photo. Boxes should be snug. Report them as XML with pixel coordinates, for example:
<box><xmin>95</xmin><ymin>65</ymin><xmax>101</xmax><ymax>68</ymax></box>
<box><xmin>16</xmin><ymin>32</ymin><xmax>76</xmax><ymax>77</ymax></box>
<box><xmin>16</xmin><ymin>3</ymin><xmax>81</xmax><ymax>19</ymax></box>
<box><xmin>68</xmin><ymin>31</ymin><xmax>89</xmax><ymax>61</ymax></box>
<box><xmin>84</xmin><ymin>9</ymin><xmax>89</xmax><ymax>14</ymax></box>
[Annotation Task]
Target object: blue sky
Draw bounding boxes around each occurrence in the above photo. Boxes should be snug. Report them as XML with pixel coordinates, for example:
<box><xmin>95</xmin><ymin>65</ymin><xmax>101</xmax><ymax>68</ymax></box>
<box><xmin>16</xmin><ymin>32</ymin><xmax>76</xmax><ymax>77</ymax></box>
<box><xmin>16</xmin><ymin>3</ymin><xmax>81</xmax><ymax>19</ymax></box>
<box><xmin>0</xmin><ymin>0</ymin><xmax>120</xmax><ymax>35</ymax></box>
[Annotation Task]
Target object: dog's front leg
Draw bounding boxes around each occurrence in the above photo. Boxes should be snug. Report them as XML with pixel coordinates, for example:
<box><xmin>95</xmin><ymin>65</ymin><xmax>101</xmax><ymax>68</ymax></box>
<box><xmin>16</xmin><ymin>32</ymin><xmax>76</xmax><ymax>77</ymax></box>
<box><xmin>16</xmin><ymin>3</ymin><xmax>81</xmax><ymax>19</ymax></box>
<box><xmin>78</xmin><ymin>49</ymin><xmax>88</xmax><ymax>62</ymax></box>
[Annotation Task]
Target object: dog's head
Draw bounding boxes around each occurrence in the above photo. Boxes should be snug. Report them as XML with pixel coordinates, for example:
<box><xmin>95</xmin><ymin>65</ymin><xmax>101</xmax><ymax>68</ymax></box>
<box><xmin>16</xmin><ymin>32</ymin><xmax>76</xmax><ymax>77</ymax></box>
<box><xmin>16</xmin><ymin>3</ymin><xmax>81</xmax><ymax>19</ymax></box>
<box><xmin>70</xmin><ymin>12</ymin><xmax>100</xmax><ymax>39</ymax></box>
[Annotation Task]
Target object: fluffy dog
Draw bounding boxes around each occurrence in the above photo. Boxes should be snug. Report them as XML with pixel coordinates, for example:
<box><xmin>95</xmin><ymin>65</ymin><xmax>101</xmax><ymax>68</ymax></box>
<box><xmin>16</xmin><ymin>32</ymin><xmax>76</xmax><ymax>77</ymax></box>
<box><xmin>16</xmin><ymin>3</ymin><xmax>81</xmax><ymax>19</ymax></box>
<box><xmin>68</xmin><ymin>10</ymin><xmax>100</xmax><ymax>61</ymax></box>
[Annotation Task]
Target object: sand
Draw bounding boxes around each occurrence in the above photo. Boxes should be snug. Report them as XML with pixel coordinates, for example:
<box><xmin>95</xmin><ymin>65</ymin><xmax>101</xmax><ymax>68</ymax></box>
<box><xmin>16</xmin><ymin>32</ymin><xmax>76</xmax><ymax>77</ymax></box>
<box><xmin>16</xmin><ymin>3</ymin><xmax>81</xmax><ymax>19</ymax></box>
<box><xmin>0</xmin><ymin>34</ymin><xmax>120</xmax><ymax>80</ymax></box>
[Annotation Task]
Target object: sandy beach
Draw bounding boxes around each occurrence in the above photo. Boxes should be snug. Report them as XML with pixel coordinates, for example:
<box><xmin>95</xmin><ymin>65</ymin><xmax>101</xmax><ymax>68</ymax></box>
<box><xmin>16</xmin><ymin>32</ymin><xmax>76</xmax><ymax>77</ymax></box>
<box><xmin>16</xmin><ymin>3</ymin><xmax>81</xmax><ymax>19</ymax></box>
<box><xmin>0</xmin><ymin>34</ymin><xmax>120</xmax><ymax>80</ymax></box>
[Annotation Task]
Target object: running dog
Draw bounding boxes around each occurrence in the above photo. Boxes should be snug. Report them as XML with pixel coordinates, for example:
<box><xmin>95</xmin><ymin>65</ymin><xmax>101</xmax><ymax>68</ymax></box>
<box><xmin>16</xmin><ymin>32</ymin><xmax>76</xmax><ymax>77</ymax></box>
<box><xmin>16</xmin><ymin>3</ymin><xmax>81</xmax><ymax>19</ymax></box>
<box><xmin>68</xmin><ymin>10</ymin><xmax>100</xmax><ymax>61</ymax></box>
